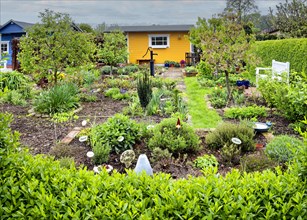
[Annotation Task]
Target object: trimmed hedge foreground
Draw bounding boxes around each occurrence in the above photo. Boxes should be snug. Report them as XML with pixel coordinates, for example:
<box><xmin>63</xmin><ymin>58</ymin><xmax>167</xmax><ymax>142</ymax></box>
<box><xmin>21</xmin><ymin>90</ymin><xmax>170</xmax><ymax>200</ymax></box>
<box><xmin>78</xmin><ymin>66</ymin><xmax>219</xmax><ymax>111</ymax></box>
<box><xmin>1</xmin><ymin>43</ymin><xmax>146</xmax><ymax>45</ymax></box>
<box><xmin>250</xmin><ymin>38</ymin><xmax>307</xmax><ymax>73</ymax></box>
<box><xmin>1</xmin><ymin>113</ymin><xmax>307</xmax><ymax>219</ymax></box>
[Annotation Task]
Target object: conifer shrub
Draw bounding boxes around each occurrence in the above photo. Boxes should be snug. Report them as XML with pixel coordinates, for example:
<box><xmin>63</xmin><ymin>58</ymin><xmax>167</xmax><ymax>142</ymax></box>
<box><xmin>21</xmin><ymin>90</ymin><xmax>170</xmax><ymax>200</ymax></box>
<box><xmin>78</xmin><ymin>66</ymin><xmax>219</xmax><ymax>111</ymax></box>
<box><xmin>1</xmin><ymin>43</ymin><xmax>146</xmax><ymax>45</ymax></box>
<box><xmin>148</xmin><ymin>117</ymin><xmax>200</xmax><ymax>154</ymax></box>
<box><xmin>137</xmin><ymin>71</ymin><xmax>152</xmax><ymax>108</ymax></box>
<box><xmin>206</xmin><ymin>122</ymin><xmax>255</xmax><ymax>152</ymax></box>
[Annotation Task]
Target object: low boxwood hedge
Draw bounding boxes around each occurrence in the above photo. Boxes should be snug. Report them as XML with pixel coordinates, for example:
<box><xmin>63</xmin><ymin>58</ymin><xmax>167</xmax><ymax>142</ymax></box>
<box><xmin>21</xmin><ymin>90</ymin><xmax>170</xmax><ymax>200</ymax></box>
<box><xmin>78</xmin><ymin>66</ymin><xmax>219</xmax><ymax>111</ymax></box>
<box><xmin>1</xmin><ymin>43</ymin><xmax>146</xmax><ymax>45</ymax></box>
<box><xmin>1</xmin><ymin>113</ymin><xmax>307</xmax><ymax>219</ymax></box>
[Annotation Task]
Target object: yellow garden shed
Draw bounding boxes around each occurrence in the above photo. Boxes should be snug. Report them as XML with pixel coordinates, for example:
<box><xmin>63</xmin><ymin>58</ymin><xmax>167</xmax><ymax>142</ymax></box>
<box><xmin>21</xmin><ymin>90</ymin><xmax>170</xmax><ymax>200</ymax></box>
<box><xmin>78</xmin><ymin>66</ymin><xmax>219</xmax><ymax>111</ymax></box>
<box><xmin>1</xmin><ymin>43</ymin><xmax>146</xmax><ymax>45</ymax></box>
<box><xmin>106</xmin><ymin>24</ymin><xmax>194</xmax><ymax>65</ymax></box>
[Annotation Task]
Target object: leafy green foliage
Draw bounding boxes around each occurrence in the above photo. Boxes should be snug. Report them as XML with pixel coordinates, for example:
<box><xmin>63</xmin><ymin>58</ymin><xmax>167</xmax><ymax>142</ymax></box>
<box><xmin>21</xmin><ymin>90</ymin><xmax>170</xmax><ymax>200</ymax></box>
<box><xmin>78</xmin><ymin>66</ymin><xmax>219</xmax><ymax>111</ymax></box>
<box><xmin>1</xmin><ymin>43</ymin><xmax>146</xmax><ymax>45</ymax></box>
<box><xmin>148</xmin><ymin>117</ymin><xmax>200</xmax><ymax>154</ymax></box>
<box><xmin>224</xmin><ymin>105</ymin><xmax>267</xmax><ymax>119</ymax></box>
<box><xmin>194</xmin><ymin>154</ymin><xmax>218</xmax><ymax>169</ymax></box>
<box><xmin>265</xmin><ymin>135</ymin><xmax>304</xmax><ymax>163</ymax></box>
<box><xmin>190</xmin><ymin>14</ymin><xmax>255</xmax><ymax>99</ymax></box>
<box><xmin>34</xmin><ymin>82</ymin><xmax>80</xmax><ymax>114</ymax></box>
<box><xmin>0</xmin><ymin>71</ymin><xmax>33</xmax><ymax>105</ymax></box>
<box><xmin>275</xmin><ymin>0</ymin><xmax>307</xmax><ymax>38</ymax></box>
<box><xmin>104</xmin><ymin>88</ymin><xmax>130</xmax><ymax>100</ymax></box>
<box><xmin>137</xmin><ymin>71</ymin><xmax>152</xmax><ymax>109</ymax></box>
<box><xmin>101</xmin><ymin>66</ymin><xmax>118</xmax><ymax>75</ymax></box>
<box><xmin>150</xmin><ymin>147</ymin><xmax>172</xmax><ymax>163</ymax></box>
<box><xmin>250</xmin><ymin>38</ymin><xmax>307</xmax><ymax>73</ymax></box>
<box><xmin>90</xmin><ymin>114</ymin><xmax>141</xmax><ymax>161</ymax></box>
<box><xmin>0</xmin><ymin>113</ymin><xmax>20</xmax><ymax>155</ymax></box>
<box><xmin>258</xmin><ymin>78</ymin><xmax>307</xmax><ymax>121</ymax></box>
<box><xmin>221</xmin><ymin>143</ymin><xmax>242</xmax><ymax>165</ymax></box>
<box><xmin>58</xmin><ymin>157</ymin><xmax>75</xmax><ymax>169</ymax></box>
<box><xmin>209</xmin><ymin>86</ymin><xmax>228</xmax><ymax>108</ymax></box>
<box><xmin>240</xmin><ymin>152</ymin><xmax>278</xmax><ymax>173</ymax></box>
<box><xmin>98</xmin><ymin>30</ymin><xmax>128</xmax><ymax>73</ymax></box>
<box><xmin>206</xmin><ymin>122</ymin><xmax>255</xmax><ymax>152</ymax></box>
<box><xmin>18</xmin><ymin>9</ymin><xmax>96</xmax><ymax>84</ymax></box>
<box><xmin>0</xmin><ymin>113</ymin><xmax>307</xmax><ymax>219</ymax></box>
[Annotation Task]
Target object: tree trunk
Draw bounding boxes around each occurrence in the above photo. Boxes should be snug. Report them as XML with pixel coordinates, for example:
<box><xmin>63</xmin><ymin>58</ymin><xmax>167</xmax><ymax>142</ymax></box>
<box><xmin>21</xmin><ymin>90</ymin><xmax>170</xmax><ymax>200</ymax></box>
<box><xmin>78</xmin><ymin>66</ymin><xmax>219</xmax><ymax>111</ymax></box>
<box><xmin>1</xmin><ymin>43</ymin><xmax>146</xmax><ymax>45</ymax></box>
<box><xmin>225</xmin><ymin>70</ymin><xmax>232</xmax><ymax>102</ymax></box>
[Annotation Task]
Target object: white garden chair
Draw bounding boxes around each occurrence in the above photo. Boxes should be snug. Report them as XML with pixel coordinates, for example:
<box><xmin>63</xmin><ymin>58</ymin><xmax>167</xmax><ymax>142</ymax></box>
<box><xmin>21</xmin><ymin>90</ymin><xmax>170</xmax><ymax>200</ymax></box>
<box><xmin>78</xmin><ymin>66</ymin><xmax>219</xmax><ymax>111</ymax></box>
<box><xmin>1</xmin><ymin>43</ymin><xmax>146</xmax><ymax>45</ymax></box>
<box><xmin>256</xmin><ymin>60</ymin><xmax>290</xmax><ymax>87</ymax></box>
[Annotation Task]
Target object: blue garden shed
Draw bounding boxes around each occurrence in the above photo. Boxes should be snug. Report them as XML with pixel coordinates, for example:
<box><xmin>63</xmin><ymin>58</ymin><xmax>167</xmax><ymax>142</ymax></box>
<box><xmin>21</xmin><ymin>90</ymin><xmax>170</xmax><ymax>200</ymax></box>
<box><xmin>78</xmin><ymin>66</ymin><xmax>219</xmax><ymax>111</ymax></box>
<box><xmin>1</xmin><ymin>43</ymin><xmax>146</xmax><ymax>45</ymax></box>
<box><xmin>0</xmin><ymin>20</ymin><xmax>33</xmax><ymax>68</ymax></box>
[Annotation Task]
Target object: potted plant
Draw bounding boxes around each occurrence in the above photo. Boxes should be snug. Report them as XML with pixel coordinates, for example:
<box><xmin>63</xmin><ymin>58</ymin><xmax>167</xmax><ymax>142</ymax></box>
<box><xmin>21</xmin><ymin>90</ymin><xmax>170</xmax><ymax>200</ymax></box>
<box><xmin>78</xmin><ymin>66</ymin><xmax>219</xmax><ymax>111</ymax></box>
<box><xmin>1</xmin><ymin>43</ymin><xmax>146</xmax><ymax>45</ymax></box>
<box><xmin>164</xmin><ymin>60</ymin><xmax>170</xmax><ymax>68</ymax></box>
<box><xmin>180</xmin><ymin>60</ymin><xmax>185</xmax><ymax>68</ymax></box>
<box><xmin>174</xmin><ymin>62</ymin><xmax>180</xmax><ymax>68</ymax></box>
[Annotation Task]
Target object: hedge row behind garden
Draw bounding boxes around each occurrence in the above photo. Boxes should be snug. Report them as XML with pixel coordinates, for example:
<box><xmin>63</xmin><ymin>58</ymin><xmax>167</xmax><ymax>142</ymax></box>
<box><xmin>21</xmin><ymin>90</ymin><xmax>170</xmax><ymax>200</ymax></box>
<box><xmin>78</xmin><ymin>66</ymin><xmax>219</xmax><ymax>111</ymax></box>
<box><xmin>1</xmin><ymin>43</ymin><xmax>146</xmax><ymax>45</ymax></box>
<box><xmin>1</xmin><ymin>113</ymin><xmax>307</xmax><ymax>219</ymax></box>
<box><xmin>250</xmin><ymin>38</ymin><xmax>307</xmax><ymax>73</ymax></box>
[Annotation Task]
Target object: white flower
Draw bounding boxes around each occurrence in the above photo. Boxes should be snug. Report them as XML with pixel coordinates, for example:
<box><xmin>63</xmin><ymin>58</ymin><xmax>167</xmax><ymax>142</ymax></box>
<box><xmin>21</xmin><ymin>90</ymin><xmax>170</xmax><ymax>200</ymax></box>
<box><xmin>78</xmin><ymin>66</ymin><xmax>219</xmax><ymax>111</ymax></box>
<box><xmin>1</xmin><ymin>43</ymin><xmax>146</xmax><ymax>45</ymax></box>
<box><xmin>105</xmin><ymin>165</ymin><xmax>113</xmax><ymax>173</ymax></box>
<box><xmin>93</xmin><ymin>166</ymin><xmax>100</xmax><ymax>173</ymax></box>
<box><xmin>81</xmin><ymin>120</ymin><xmax>87</xmax><ymax>126</ymax></box>
<box><xmin>79</xmin><ymin>136</ymin><xmax>88</xmax><ymax>142</ymax></box>
<box><xmin>146</xmin><ymin>125</ymin><xmax>155</xmax><ymax>130</ymax></box>
<box><xmin>86</xmin><ymin>151</ymin><xmax>94</xmax><ymax>158</ymax></box>
<box><xmin>231</xmin><ymin>137</ymin><xmax>242</xmax><ymax>145</ymax></box>
<box><xmin>117</xmin><ymin>136</ymin><xmax>124</xmax><ymax>142</ymax></box>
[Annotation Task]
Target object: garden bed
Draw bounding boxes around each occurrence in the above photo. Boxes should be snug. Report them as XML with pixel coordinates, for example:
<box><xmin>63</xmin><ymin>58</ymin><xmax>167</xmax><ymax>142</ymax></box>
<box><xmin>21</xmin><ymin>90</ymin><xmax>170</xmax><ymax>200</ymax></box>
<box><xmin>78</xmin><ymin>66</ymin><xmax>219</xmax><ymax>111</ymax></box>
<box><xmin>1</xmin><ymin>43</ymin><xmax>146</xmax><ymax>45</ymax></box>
<box><xmin>0</xmin><ymin>93</ymin><xmax>297</xmax><ymax>178</ymax></box>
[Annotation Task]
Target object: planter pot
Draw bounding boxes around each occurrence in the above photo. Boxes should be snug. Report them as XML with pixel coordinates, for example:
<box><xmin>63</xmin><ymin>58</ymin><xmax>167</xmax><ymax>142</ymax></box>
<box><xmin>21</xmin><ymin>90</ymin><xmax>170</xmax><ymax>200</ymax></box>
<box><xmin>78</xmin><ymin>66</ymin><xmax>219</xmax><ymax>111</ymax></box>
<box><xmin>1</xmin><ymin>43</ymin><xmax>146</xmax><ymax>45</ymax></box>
<box><xmin>236</xmin><ymin>80</ymin><xmax>250</xmax><ymax>89</ymax></box>
<box><xmin>164</xmin><ymin>63</ymin><xmax>169</xmax><ymax>68</ymax></box>
<box><xmin>255</xmin><ymin>143</ymin><xmax>264</xmax><ymax>150</ymax></box>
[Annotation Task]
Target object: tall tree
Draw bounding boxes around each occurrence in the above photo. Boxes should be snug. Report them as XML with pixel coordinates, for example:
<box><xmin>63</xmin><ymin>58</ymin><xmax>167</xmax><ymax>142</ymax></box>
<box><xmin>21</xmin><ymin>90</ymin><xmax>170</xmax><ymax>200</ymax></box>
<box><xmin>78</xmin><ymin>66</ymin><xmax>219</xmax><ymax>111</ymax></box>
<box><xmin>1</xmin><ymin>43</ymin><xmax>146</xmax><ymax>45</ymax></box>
<box><xmin>274</xmin><ymin>0</ymin><xmax>307</xmax><ymax>37</ymax></box>
<box><xmin>224</xmin><ymin>0</ymin><xmax>259</xmax><ymax>23</ymax></box>
<box><xmin>18</xmin><ymin>9</ymin><xmax>96</xmax><ymax>84</ymax></box>
<box><xmin>98</xmin><ymin>30</ymin><xmax>128</xmax><ymax>74</ymax></box>
<box><xmin>79</xmin><ymin>23</ymin><xmax>94</xmax><ymax>33</ymax></box>
<box><xmin>190</xmin><ymin>13</ymin><xmax>255</xmax><ymax>100</ymax></box>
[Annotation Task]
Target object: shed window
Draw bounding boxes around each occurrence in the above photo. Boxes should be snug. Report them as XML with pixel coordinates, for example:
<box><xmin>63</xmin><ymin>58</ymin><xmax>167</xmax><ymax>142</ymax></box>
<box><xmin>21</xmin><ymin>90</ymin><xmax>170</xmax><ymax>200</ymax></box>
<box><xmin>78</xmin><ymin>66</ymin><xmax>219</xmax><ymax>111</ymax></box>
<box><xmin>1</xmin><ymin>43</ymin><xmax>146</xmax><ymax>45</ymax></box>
<box><xmin>149</xmin><ymin>34</ymin><xmax>169</xmax><ymax>48</ymax></box>
<box><xmin>0</xmin><ymin>42</ymin><xmax>9</xmax><ymax>54</ymax></box>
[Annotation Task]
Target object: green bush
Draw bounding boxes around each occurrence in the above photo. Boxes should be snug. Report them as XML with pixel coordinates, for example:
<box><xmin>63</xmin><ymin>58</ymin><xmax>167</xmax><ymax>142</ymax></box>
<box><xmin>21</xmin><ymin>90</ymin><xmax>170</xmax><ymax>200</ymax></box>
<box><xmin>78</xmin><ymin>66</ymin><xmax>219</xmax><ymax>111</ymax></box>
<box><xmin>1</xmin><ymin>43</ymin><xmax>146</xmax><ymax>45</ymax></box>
<box><xmin>224</xmin><ymin>105</ymin><xmax>267</xmax><ymax>119</ymax></box>
<box><xmin>194</xmin><ymin>154</ymin><xmax>218</xmax><ymax>169</ymax></box>
<box><xmin>250</xmin><ymin>38</ymin><xmax>307</xmax><ymax>73</ymax></box>
<box><xmin>196</xmin><ymin>61</ymin><xmax>213</xmax><ymax>79</ymax></box>
<box><xmin>240</xmin><ymin>152</ymin><xmax>278</xmax><ymax>173</ymax></box>
<box><xmin>104</xmin><ymin>87</ymin><xmax>130</xmax><ymax>100</ymax></box>
<box><xmin>104</xmin><ymin>77</ymin><xmax>135</xmax><ymax>90</ymax></box>
<box><xmin>148</xmin><ymin>117</ymin><xmax>200</xmax><ymax>154</ymax></box>
<box><xmin>206</xmin><ymin>122</ymin><xmax>255</xmax><ymax>152</ymax></box>
<box><xmin>34</xmin><ymin>82</ymin><xmax>80</xmax><ymax>114</ymax></box>
<box><xmin>0</xmin><ymin>71</ymin><xmax>33</xmax><ymax>101</ymax></box>
<box><xmin>259</xmin><ymin>78</ymin><xmax>307</xmax><ymax>121</ymax></box>
<box><xmin>265</xmin><ymin>135</ymin><xmax>304</xmax><ymax>163</ymax></box>
<box><xmin>209</xmin><ymin>87</ymin><xmax>228</xmax><ymax>108</ymax></box>
<box><xmin>90</xmin><ymin>114</ymin><xmax>141</xmax><ymax>162</ymax></box>
<box><xmin>58</xmin><ymin>157</ymin><xmax>75</xmax><ymax>169</ymax></box>
<box><xmin>0</xmin><ymin>113</ymin><xmax>307</xmax><ymax>219</ymax></box>
<box><xmin>221</xmin><ymin>143</ymin><xmax>242</xmax><ymax>165</ymax></box>
<box><xmin>101</xmin><ymin>65</ymin><xmax>118</xmax><ymax>74</ymax></box>
<box><xmin>121</xmin><ymin>65</ymin><xmax>139</xmax><ymax>75</ymax></box>
<box><xmin>0</xmin><ymin>89</ymin><xmax>27</xmax><ymax>106</ymax></box>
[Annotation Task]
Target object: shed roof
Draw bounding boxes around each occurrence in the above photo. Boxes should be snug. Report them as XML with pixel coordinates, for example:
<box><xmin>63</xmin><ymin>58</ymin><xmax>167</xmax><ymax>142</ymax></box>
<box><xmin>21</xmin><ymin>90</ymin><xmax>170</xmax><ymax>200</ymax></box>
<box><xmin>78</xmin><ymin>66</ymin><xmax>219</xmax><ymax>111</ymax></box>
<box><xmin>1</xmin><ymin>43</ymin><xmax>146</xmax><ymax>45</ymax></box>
<box><xmin>106</xmin><ymin>24</ymin><xmax>194</xmax><ymax>33</ymax></box>
<box><xmin>0</xmin><ymin>19</ymin><xmax>34</xmax><ymax>31</ymax></box>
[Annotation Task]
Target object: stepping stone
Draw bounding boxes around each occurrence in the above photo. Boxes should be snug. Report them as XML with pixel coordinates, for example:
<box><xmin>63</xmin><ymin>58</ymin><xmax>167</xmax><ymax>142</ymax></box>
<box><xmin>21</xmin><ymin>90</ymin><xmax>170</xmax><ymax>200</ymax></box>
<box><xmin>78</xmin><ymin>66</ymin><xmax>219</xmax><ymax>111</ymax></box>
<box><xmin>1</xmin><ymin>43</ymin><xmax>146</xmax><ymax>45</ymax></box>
<box><xmin>61</xmin><ymin>127</ymin><xmax>82</xmax><ymax>144</ymax></box>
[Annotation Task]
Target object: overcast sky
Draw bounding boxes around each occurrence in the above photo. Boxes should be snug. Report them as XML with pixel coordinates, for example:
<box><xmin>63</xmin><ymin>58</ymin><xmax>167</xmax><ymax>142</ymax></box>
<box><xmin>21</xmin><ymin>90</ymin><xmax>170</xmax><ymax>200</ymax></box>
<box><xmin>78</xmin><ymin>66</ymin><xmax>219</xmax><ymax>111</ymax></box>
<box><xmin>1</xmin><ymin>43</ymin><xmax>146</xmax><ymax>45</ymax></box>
<box><xmin>1</xmin><ymin>0</ymin><xmax>284</xmax><ymax>27</ymax></box>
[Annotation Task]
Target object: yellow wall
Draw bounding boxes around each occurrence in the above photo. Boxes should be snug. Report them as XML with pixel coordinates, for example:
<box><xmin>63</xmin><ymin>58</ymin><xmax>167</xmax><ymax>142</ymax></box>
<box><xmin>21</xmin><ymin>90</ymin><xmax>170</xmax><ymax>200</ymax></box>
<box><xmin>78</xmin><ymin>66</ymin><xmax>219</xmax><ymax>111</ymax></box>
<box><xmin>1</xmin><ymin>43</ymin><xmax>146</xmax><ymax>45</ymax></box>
<box><xmin>127</xmin><ymin>31</ymin><xmax>191</xmax><ymax>64</ymax></box>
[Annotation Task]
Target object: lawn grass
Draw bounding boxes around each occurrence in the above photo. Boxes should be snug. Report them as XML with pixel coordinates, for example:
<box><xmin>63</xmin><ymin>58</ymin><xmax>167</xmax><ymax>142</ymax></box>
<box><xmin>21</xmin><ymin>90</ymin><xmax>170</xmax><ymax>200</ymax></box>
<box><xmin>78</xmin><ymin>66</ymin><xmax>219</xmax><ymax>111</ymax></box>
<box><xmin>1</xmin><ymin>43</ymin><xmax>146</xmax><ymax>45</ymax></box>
<box><xmin>184</xmin><ymin>77</ymin><xmax>222</xmax><ymax>128</ymax></box>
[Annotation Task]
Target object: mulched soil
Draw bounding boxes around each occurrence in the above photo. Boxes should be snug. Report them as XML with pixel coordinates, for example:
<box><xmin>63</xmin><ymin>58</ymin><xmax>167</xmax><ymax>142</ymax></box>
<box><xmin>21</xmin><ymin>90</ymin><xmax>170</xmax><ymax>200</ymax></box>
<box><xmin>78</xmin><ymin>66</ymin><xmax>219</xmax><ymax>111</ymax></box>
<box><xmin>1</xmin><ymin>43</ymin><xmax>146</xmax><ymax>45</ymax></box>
<box><xmin>0</xmin><ymin>90</ymin><xmax>298</xmax><ymax>179</ymax></box>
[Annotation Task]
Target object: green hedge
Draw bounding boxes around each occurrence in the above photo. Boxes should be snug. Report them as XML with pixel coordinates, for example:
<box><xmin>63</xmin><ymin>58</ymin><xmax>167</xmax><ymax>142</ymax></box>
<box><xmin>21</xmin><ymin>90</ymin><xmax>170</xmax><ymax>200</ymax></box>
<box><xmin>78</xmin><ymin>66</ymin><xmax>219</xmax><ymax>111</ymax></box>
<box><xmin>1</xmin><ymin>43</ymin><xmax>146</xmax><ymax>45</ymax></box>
<box><xmin>250</xmin><ymin>38</ymin><xmax>307</xmax><ymax>73</ymax></box>
<box><xmin>1</xmin><ymin>113</ymin><xmax>307</xmax><ymax>219</ymax></box>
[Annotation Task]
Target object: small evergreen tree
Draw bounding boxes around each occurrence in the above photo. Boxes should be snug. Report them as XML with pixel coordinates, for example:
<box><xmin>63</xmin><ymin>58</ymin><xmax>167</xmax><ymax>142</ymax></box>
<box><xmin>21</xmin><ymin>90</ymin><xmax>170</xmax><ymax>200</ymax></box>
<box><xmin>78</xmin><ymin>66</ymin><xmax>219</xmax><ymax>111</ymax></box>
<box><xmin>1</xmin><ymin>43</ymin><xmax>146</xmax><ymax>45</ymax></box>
<box><xmin>137</xmin><ymin>71</ymin><xmax>152</xmax><ymax>109</ymax></box>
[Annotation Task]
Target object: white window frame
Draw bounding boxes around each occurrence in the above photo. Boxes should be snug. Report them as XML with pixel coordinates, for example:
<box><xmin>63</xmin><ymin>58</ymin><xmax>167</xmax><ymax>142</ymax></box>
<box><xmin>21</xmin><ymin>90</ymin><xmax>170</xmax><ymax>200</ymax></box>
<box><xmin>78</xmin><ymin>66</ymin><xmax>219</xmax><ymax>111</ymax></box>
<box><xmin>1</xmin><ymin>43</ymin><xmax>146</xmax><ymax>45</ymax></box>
<box><xmin>0</xmin><ymin>41</ymin><xmax>9</xmax><ymax>54</ymax></box>
<box><xmin>148</xmin><ymin>34</ymin><xmax>170</xmax><ymax>49</ymax></box>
